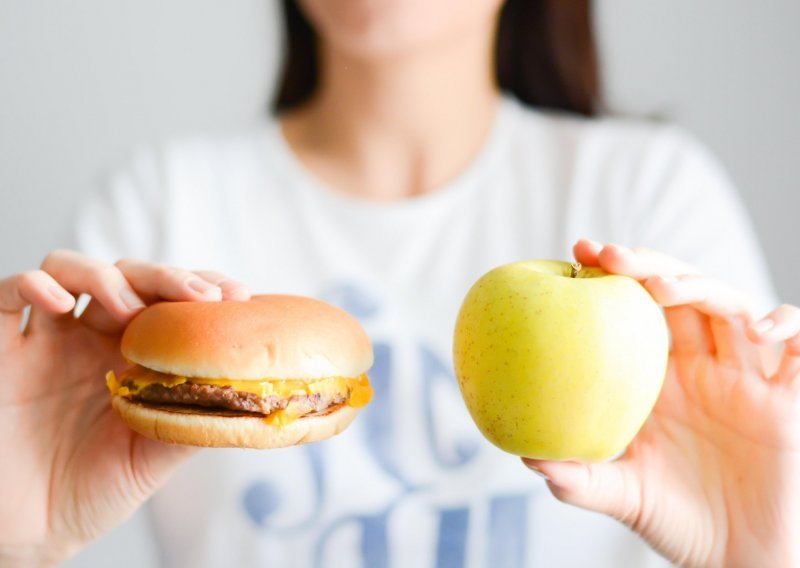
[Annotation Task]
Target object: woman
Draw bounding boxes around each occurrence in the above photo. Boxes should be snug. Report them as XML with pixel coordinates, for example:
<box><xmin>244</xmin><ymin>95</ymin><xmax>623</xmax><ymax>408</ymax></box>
<box><xmin>1</xmin><ymin>0</ymin><xmax>798</xmax><ymax>566</ymax></box>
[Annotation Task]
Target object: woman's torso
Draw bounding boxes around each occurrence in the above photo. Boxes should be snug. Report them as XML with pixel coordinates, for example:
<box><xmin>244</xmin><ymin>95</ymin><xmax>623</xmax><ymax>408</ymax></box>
<box><xmin>76</xmin><ymin>96</ymin><xmax>772</xmax><ymax>567</ymax></box>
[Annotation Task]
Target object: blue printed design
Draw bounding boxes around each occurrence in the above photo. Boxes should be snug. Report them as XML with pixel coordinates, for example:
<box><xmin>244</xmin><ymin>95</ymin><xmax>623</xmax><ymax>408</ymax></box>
<box><xmin>420</xmin><ymin>344</ymin><xmax>480</xmax><ymax>468</ymax></box>
<box><xmin>488</xmin><ymin>495</ymin><xmax>529</xmax><ymax>568</ymax></box>
<box><xmin>239</xmin><ymin>282</ymin><xmax>534</xmax><ymax>566</ymax></box>
<box><xmin>436</xmin><ymin>508</ymin><xmax>470</xmax><ymax>568</ymax></box>
<box><xmin>361</xmin><ymin>341</ymin><xmax>413</xmax><ymax>489</ymax></box>
<box><xmin>240</xmin><ymin>444</ymin><xmax>325</xmax><ymax>534</ymax></box>
<box><xmin>318</xmin><ymin>282</ymin><xmax>380</xmax><ymax>319</ymax></box>
<box><xmin>314</xmin><ymin>510</ymin><xmax>391</xmax><ymax>568</ymax></box>
<box><xmin>242</xmin><ymin>481</ymin><xmax>281</xmax><ymax>526</ymax></box>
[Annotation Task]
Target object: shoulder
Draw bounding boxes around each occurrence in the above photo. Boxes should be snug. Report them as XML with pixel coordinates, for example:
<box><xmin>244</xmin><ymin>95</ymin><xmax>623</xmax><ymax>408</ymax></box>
<box><xmin>143</xmin><ymin>125</ymin><xmax>273</xmax><ymax>185</ymax></box>
<box><xmin>503</xmin><ymin>96</ymin><xmax>732</xmax><ymax>211</ymax></box>
<box><xmin>98</xmin><ymin>122</ymin><xmax>280</xmax><ymax>214</ymax></box>
<box><xmin>75</xmin><ymin>123</ymin><xmax>276</xmax><ymax>261</ymax></box>
<box><xmin>505</xmin><ymin>96</ymin><xmax>713</xmax><ymax>174</ymax></box>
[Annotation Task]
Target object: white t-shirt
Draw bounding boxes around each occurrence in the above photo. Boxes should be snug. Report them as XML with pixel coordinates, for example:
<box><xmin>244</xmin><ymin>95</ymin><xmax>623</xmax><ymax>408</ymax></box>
<box><xmin>75</xmin><ymin>96</ymin><xmax>776</xmax><ymax>568</ymax></box>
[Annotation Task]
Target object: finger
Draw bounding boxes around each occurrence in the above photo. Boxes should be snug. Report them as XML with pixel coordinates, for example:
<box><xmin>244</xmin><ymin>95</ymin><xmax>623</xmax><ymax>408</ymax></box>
<box><xmin>115</xmin><ymin>259</ymin><xmax>222</xmax><ymax>303</ymax></box>
<box><xmin>0</xmin><ymin>270</ymin><xmax>75</xmax><ymax>314</ymax></box>
<box><xmin>645</xmin><ymin>275</ymin><xmax>755</xmax><ymax>320</ymax></box>
<box><xmin>646</xmin><ymin>275</ymin><xmax>759</xmax><ymax>370</ymax></box>
<box><xmin>779</xmin><ymin>333</ymin><xmax>800</xmax><ymax>386</ymax></box>
<box><xmin>193</xmin><ymin>271</ymin><xmax>251</xmax><ymax>301</ymax></box>
<box><xmin>572</xmin><ymin>238</ymin><xmax>603</xmax><ymax>267</ymax></box>
<box><xmin>749</xmin><ymin>305</ymin><xmax>800</xmax><ymax>384</ymax></box>
<box><xmin>748</xmin><ymin>304</ymin><xmax>800</xmax><ymax>345</ymax></box>
<box><xmin>80</xmin><ymin>259</ymin><xmax>227</xmax><ymax>333</ymax></box>
<box><xmin>709</xmin><ymin>317</ymin><xmax>762</xmax><ymax>372</ymax></box>
<box><xmin>597</xmin><ymin>244</ymin><xmax>697</xmax><ymax>280</ymax></box>
<box><xmin>663</xmin><ymin>306</ymin><xmax>714</xmax><ymax>357</ymax></box>
<box><xmin>0</xmin><ymin>271</ymin><xmax>75</xmax><ymax>339</ymax></box>
<box><xmin>522</xmin><ymin>458</ymin><xmax>641</xmax><ymax>527</ymax></box>
<box><xmin>36</xmin><ymin>251</ymin><xmax>146</xmax><ymax>334</ymax></box>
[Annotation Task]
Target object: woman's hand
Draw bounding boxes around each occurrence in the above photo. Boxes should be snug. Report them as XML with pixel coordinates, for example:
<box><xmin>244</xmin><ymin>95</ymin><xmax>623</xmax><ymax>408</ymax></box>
<box><xmin>523</xmin><ymin>240</ymin><xmax>800</xmax><ymax>568</ymax></box>
<box><xmin>0</xmin><ymin>251</ymin><xmax>250</xmax><ymax>567</ymax></box>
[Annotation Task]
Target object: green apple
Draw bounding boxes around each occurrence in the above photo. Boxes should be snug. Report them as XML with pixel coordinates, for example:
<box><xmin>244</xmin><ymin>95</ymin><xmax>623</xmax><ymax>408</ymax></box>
<box><xmin>453</xmin><ymin>260</ymin><xmax>669</xmax><ymax>461</ymax></box>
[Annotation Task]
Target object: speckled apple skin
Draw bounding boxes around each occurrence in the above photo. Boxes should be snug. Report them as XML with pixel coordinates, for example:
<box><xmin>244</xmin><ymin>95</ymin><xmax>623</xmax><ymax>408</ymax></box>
<box><xmin>453</xmin><ymin>260</ymin><xmax>669</xmax><ymax>462</ymax></box>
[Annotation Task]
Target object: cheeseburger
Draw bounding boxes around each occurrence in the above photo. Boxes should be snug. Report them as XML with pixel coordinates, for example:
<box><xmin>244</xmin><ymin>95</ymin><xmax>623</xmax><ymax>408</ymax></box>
<box><xmin>106</xmin><ymin>294</ymin><xmax>373</xmax><ymax>448</ymax></box>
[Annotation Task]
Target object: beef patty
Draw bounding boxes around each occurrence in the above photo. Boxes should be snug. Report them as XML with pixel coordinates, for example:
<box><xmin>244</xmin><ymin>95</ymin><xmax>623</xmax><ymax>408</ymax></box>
<box><xmin>127</xmin><ymin>380</ymin><xmax>349</xmax><ymax>416</ymax></box>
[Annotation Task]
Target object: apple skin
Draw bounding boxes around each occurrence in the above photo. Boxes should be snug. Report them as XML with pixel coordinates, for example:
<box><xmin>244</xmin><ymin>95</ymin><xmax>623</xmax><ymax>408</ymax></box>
<box><xmin>453</xmin><ymin>260</ymin><xmax>669</xmax><ymax>462</ymax></box>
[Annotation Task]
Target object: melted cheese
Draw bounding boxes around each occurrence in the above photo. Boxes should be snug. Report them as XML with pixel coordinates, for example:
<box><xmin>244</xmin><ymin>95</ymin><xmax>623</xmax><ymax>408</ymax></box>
<box><xmin>106</xmin><ymin>366</ymin><xmax>373</xmax><ymax>427</ymax></box>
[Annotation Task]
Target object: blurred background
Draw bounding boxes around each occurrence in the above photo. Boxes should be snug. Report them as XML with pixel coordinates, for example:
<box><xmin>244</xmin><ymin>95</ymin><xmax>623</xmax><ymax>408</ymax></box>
<box><xmin>0</xmin><ymin>1</ymin><xmax>797</xmax><ymax>565</ymax></box>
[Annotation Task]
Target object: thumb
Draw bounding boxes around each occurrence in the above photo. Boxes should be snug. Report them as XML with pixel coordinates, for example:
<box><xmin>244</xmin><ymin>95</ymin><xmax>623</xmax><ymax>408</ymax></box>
<box><xmin>522</xmin><ymin>458</ymin><xmax>642</xmax><ymax>527</ymax></box>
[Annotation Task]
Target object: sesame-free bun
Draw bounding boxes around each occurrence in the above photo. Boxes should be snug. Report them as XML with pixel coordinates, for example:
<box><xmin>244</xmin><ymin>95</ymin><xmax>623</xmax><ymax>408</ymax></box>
<box><xmin>112</xmin><ymin>295</ymin><xmax>372</xmax><ymax>449</ymax></box>
<box><xmin>121</xmin><ymin>295</ymin><xmax>373</xmax><ymax>380</ymax></box>
<box><xmin>112</xmin><ymin>396</ymin><xmax>360</xmax><ymax>449</ymax></box>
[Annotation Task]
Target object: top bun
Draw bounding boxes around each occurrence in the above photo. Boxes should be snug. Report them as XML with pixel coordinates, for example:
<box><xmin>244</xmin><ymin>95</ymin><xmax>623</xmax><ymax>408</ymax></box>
<box><xmin>121</xmin><ymin>295</ymin><xmax>373</xmax><ymax>380</ymax></box>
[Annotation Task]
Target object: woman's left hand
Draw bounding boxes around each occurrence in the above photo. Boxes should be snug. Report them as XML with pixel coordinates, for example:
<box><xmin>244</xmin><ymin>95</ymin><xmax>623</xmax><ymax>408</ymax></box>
<box><xmin>523</xmin><ymin>240</ymin><xmax>800</xmax><ymax>568</ymax></box>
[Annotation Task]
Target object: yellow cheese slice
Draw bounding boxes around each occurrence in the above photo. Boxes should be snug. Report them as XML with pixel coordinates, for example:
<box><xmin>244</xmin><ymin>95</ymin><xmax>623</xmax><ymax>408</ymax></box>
<box><xmin>106</xmin><ymin>365</ymin><xmax>372</xmax><ymax>427</ymax></box>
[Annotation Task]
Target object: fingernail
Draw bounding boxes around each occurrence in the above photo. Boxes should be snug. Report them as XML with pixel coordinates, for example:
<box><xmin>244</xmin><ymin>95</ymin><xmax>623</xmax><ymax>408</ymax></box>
<box><xmin>120</xmin><ymin>288</ymin><xmax>145</xmax><ymax>311</ymax></box>
<box><xmin>187</xmin><ymin>279</ymin><xmax>217</xmax><ymax>294</ymax></box>
<box><xmin>530</xmin><ymin>468</ymin><xmax>550</xmax><ymax>481</ymax></box>
<box><xmin>751</xmin><ymin>318</ymin><xmax>775</xmax><ymax>335</ymax></box>
<box><xmin>217</xmin><ymin>279</ymin><xmax>239</xmax><ymax>292</ymax></box>
<box><xmin>575</xmin><ymin>238</ymin><xmax>602</xmax><ymax>252</ymax></box>
<box><xmin>522</xmin><ymin>460</ymin><xmax>550</xmax><ymax>481</ymax></box>
<box><xmin>48</xmin><ymin>285</ymin><xmax>73</xmax><ymax>304</ymax></box>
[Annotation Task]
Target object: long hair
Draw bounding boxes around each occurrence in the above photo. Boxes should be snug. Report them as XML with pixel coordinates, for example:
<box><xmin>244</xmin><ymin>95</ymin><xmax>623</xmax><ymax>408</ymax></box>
<box><xmin>272</xmin><ymin>0</ymin><xmax>599</xmax><ymax>117</ymax></box>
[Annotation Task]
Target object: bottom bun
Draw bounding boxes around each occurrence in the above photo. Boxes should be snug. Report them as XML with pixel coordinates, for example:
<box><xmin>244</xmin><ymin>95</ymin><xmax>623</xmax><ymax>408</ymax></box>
<box><xmin>111</xmin><ymin>395</ymin><xmax>360</xmax><ymax>449</ymax></box>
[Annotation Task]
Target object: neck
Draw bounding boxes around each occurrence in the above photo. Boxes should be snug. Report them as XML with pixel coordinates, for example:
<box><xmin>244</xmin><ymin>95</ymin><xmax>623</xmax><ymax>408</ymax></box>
<box><xmin>281</xmin><ymin>24</ymin><xmax>499</xmax><ymax>201</ymax></box>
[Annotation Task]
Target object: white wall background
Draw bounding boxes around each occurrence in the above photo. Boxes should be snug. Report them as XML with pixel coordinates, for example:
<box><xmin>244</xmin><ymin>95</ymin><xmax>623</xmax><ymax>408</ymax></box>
<box><xmin>0</xmin><ymin>1</ymin><xmax>797</xmax><ymax>566</ymax></box>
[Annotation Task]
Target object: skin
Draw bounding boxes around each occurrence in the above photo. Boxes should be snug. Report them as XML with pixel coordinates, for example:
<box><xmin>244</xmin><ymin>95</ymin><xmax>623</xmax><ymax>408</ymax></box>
<box><xmin>0</xmin><ymin>252</ymin><xmax>250</xmax><ymax>566</ymax></box>
<box><xmin>2</xmin><ymin>2</ymin><xmax>797</xmax><ymax>566</ymax></box>
<box><xmin>283</xmin><ymin>0</ymin><xmax>502</xmax><ymax>200</ymax></box>
<box><xmin>524</xmin><ymin>241</ymin><xmax>800</xmax><ymax>567</ymax></box>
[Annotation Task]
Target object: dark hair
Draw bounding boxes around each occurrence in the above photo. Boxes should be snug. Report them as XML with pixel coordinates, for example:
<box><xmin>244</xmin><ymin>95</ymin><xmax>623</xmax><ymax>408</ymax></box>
<box><xmin>273</xmin><ymin>0</ymin><xmax>599</xmax><ymax>117</ymax></box>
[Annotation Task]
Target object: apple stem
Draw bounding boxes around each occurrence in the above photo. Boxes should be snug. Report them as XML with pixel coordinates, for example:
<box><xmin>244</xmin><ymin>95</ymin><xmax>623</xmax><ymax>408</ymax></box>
<box><xmin>571</xmin><ymin>262</ymin><xmax>582</xmax><ymax>278</ymax></box>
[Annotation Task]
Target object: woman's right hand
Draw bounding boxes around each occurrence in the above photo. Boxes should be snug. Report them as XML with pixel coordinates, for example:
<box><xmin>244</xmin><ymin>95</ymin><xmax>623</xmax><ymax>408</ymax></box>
<box><xmin>0</xmin><ymin>250</ymin><xmax>250</xmax><ymax>567</ymax></box>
